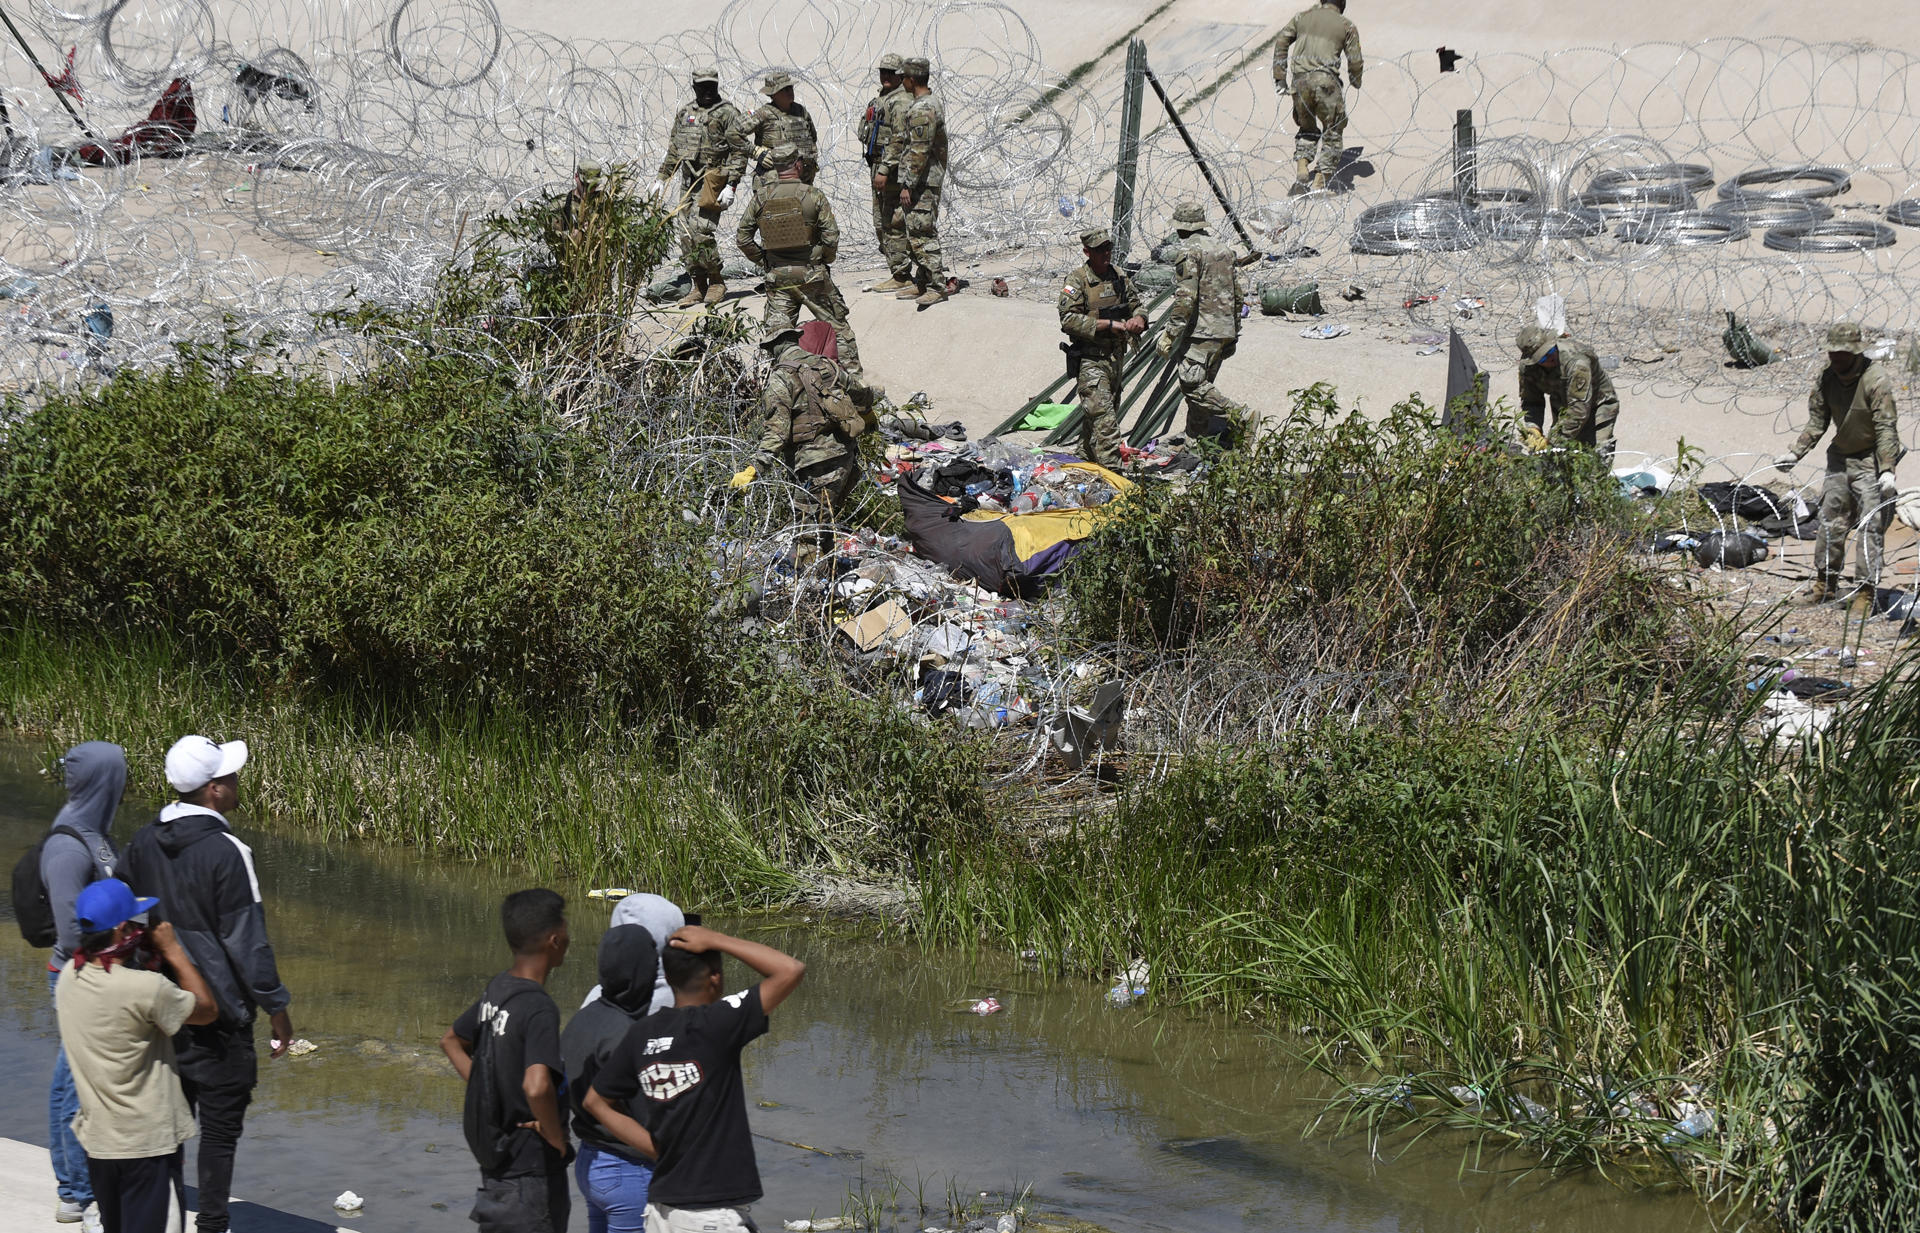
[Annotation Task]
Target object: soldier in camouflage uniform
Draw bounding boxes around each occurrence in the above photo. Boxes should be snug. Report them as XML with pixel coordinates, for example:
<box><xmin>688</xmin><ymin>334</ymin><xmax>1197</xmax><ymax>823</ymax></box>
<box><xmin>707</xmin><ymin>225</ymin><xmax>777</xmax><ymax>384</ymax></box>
<box><xmin>861</xmin><ymin>52</ymin><xmax>915</xmax><ymax>292</ymax></box>
<box><xmin>653</xmin><ymin>65</ymin><xmax>746</xmax><ymax>306</ymax></box>
<box><xmin>1058</xmin><ymin>227</ymin><xmax>1146</xmax><ymax>468</ymax></box>
<box><xmin>886</xmin><ymin>56</ymin><xmax>955</xmax><ymax>307</ymax></box>
<box><xmin>745</xmin><ymin>326</ymin><xmax>874</xmax><ymax>522</ymax></box>
<box><xmin>740</xmin><ymin>70</ymin><xmax>820</xmax><ymax>189</ymax></box>
<box><xmin>1773</xmin><ymin>321</ymin><xmax>1904</xmax><ymax>602</ymax></box>
<box><xmin>1272</xmin><ymin>0</ymin><xmax>1363</xmax><ymax>194</ymax></box>
<box><xmin>1515</xmin><ymin>325</ymin><xmax>1620</xmax><ymax>460</ymax></box>
<box><xmin>735</xmin><ymin>142</ymin><xmax>861</xmax><ymax>374</ymax></box>
<box><xmin>1157</xmin><ymin>200</ymin><xmax>1248</xmax><ymax>444</ymax></box>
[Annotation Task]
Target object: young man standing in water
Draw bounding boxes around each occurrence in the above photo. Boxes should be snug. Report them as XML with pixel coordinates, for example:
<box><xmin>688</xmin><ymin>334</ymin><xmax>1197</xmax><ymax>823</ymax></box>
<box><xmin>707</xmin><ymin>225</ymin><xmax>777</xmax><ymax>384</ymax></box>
<box><xmin>585</xmin><ymin>924</ymin><xmax>806</xmax><ymax>1233</ymax></box>
<box><xmin>443</xmin><ymin>888</ymin><xmax>574</xmax><ymax>1233</ymax></box>
<box><xmin>115</xmin><ymin>735</ymin><xmax>293</xmax><ymax>1233</ymax></box>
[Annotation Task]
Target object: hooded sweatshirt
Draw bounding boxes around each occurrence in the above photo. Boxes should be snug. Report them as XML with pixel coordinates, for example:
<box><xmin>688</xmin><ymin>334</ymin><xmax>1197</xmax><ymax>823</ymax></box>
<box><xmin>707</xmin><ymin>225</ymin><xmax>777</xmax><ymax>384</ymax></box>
<box><xmin>115</xmin><ymin>802</ymin><xmax>291</xmax><ymax>1026</ymax></box>
<box><xmin>562</xmin><ymin>924</ymin><xmax>661</xmax><ymax>1163</ymax></box>
<box><xmin>582</xmin><ymin>893</ymin><xmax>684</xmax><ymax>1014</ymax></box>
<box><xmin>41</xmin><ymin>742</ymin><xmax>128</xmax><ymax>968</ymax></box>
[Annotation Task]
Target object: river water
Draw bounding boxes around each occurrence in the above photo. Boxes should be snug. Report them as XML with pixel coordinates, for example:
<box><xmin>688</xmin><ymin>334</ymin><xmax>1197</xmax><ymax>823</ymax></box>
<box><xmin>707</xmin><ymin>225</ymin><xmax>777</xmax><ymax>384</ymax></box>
<box><xmin>0</xmin><ymin>739</ymin><xmax>1708</xmax><ymax>1232</ymax></box>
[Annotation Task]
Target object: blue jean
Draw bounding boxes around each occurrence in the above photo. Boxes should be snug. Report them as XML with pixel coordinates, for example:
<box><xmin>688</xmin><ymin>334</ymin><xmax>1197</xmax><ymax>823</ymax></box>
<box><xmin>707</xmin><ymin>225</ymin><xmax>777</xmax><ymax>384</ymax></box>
<box><xmin>48</xmin><ymin>967</ymin><xmax>93</xmax><ymax>1205</ymax></box>
<box><xmin>574</xmin><ymin>1141</ymin><xmax>651</xmax><ymax>1233</ymax></box>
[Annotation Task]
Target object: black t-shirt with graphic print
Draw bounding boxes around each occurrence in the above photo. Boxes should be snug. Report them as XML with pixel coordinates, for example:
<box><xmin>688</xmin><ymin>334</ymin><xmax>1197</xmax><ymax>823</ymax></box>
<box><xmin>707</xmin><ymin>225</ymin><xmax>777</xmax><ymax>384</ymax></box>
<box><xmin>594</xmin><ymin>984</ymin><xmax>770</xmax><ymax>1208</ymax></box>
<box><xmin>452</xmin><ymin>972</ymin><xmax>567</xmax><ymax>1179</ymax></box>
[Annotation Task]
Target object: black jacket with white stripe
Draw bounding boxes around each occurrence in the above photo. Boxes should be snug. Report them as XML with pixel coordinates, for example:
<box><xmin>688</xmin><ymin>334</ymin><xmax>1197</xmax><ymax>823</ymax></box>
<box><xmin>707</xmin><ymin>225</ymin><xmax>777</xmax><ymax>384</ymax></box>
<box><xmin>116</xmin><ymin>804</ymin><xmax>292</xmax><ymax>1027</ymax></box>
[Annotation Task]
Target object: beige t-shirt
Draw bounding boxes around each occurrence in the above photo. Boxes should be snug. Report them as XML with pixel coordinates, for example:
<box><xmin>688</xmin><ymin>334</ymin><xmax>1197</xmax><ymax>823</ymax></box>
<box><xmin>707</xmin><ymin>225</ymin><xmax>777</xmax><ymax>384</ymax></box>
<box><xmin>56</xmin><ymin>961</ymin><xmax>199</xmax><ymax>1159</ymax></box>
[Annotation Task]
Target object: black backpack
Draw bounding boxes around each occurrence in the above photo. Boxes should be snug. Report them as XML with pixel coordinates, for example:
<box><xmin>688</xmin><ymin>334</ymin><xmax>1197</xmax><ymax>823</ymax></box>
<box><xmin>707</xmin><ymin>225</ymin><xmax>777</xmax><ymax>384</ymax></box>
<box><xmin>463</xmin><ymin>988</ymin><xmax>537</xmax><ymax>1171</ymax></box>
<box><xmin>11</xmin><ymin>825</ymin><xmax>88</xmax><ymax>947</ymax></box>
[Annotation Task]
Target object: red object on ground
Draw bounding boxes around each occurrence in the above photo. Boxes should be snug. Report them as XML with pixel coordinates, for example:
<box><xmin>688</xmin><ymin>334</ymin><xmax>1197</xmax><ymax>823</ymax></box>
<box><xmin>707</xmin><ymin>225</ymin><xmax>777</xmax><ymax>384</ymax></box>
<box><xmin>798</xmin><ymin>320</ymin><xmax>838</xmax><ymax>358</ymax></box>
<box><xmin>76</xmin><ymin>78</ymin><xmax>196</xmax><ymax>166</ymax></box>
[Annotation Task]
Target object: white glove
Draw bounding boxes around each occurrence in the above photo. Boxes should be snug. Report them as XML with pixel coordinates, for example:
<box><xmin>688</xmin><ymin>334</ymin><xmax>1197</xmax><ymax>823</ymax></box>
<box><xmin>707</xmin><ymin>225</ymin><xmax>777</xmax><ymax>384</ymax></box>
<box><xmin>648</xmin><ymin>179</ymin><xmax>667</xmax><ymax>200</ymax></box>
<box><xmin>1880</xmin><ymin>471</ymin><xmax>1898</xmax><ymax>500</ymax></box>
<box><xmin>1772</xmin><ymin>453</ymin><xmax>1797</xmax><ymax>473</ymax></box>
<box><xmin>717</xmin><ymin>184</ymin><xmax>735</xmax><ymax>208</ymax></box>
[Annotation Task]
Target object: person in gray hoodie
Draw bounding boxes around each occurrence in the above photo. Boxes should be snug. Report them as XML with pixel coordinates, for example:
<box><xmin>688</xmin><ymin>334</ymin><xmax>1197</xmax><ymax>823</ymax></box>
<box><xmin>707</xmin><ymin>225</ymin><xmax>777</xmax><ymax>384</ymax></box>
<box><xmin>115</xmin><ymin>735</ymin><xmax>293</xmax><ymax>1233</ymax></box>
<box><xmin>580</xmin><ymin>893</ymin><xmax>683</xmax><ymax>1016</ymax></box>
<box><xmin>40</xmin><ymin>741</ymin><xmax>127</xmax><ymax>1226</ymax></box>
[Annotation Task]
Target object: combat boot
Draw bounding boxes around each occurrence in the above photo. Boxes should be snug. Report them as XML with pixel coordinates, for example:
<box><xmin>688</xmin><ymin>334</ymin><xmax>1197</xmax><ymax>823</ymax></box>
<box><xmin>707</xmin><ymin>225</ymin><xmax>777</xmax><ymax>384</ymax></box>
<box><xmin>704</xmin><ymin>280</ymin><xmax>728</xmax><ymax>305</ymax></box>
<box><xmin>915</xmin><ymin>285</ymin><xmax>948</xmax><ymax>308</ymax></box>
<box><xmin>870</xmin><ymin>276</ymin><xmax>912</xmax><ymax>293</ymax></box>
<box><xmin>895</xmin><ymin>280</ymin><xmax>924</xmax><ymax>300</ymax></box>
<box><xmin>1295</xmin><ymin>156</ymin><xmax>1313</xmax><ymax>183</ymax></box>
<box><xmin>1805</xmin><ymin>575</ymin><xmax>1835</xmax><ymax>604</ymax></box>
<box><xmin>1312</xmin><ymin>171</ymin><xmax>1329</xmax><ymax>192</ymax></box>
<box><xmin>673</xmin><ymin>276</ymin><xmax>707</xmax><ymax>308</ymax></box>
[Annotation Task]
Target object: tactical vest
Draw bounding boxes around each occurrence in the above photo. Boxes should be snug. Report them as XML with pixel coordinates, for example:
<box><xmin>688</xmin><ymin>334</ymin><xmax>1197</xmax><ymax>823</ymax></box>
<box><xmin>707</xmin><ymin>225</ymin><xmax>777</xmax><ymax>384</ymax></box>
<box><xmin>753</xmin><ymin>105</ymin><xmax>817</xmax><ymax>161</ymax></box>
<box><xmin>755</xmin><ymin>182</ymin><xmax>816</xmax><ymax>258</ymax></box>
<box><xmin>1078</xmin><ymin>269</ymin><xmax>1135</xmax><ymax>359</ymax></box>
<box><xmin>668</xmin><ymin>102</ymin><xmax>735</xmax><ymax>172</ymax></box>
<box><xmin>781</xmin><ymin>355</ymin><xmax>868</xmax><ymax>441</ymax></box>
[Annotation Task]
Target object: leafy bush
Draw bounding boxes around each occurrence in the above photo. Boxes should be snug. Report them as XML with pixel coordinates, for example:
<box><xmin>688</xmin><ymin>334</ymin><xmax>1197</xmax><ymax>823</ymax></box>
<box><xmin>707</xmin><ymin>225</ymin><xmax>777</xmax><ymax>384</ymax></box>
<box><xmin>0</xmin><ymin>349</ymin><xmax>727</xmax><ymax>714</ymax></box>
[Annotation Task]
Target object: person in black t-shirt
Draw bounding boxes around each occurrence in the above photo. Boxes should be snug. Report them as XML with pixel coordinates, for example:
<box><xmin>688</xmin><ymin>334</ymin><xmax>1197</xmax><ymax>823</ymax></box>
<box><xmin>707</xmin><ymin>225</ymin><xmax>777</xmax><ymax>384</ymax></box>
<box><xmin>442</xmin><ymin>889</ymin><xmax>575</xmax><ymax>1233</ymax></box>
<box><xmin>585</xmin><ymin>925</ymin><xmax>806</xmax><ymax>1233</ymax></box>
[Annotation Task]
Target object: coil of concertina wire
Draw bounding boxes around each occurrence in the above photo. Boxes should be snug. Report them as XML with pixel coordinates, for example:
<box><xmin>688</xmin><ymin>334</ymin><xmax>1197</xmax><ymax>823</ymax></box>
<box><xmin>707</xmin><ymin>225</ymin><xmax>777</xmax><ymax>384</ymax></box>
<box><xmin>1762</xmin><ymin>218</ymin><xmax>1897</xmax><ymax>252</ymax></box>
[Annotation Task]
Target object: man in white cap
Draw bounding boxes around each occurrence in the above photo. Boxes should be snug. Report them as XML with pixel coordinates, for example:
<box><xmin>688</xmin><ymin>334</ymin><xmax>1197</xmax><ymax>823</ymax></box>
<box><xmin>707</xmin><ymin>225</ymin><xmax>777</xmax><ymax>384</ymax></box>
<box><xmin>115</xmin><ymin>736</ymin><xmax>293</xmax><ymax>1233</ymax></box>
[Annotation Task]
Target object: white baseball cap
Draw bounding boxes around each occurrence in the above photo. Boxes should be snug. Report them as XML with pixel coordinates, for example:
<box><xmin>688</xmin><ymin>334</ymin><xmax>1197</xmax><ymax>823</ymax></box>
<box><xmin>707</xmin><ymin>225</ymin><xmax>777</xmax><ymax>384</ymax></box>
<box><xmin>164</xmin><ymin>735</ymin><xmax>249</xmax><ymax>794</ymax></box>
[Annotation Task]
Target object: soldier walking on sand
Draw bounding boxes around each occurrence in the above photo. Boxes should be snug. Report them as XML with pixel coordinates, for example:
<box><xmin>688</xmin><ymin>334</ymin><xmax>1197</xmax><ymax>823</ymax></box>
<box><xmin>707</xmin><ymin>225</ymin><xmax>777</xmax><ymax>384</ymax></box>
<box><xmin>1272</xmin><ymin>0</ymin><xmax>1363</xmax><ymax>195</ymax></box>
<box><xmin>741</xmin><ymin>71</ymin><xmax>820</xmax><ymax>189</ymax></box>
<box><xmin>653</xmin><ymin>65</ymin><xmax>746</xmax><ymax>307</ymax></box>
<box><xmin>861</xmin><ymin>53</ymin><xmax>916</xmax><ymax>294</ymax></box>
<box><xmin>736</xmin><ymin>143</ymin><xmax>862</xmax><ymax>374</ymax></box>
<box><xmin>1773</xmin><ymin>321</ymin><xmax>1904</xmax><ymax>604</ymax></box>
<box><xmin>886</xmin><ymin>56</ymin><xmax>957</xmax><ymax>307</ymax></box>
<box><xmin>1515</xmin><ymin>325</ymin><xmax>1621</xmax><ymax>460</ymax></box>
<box><xmin>1058</xmin><ymin>227</ymin><xmax>1146</xmax><ymax>469</ymax></box>
<box><xmin>1157</xmin><ymin>200</ymin><xmax>1248</xmax><ymax>445</ymax></box>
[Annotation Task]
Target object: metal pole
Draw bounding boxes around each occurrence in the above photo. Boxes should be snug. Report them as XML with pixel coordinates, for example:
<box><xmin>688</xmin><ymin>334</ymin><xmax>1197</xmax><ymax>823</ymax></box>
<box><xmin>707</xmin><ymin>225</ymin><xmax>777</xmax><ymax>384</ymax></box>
<box><xmin>0</xmin><ymin>3</ymin><xmax>99</xmax><ymax>141</ymax></box>
<box><xmin>1453</xmin><ymin>108</ymin><xmax>1476</xmax><ymax>207</ymax></box>
<box><xmin>1141</xmin><ymin>64</ymin><xmax>1259</xmax><ymax>255</ymax></box>
<box><xmin>1110</xmin><ymin>39</ymin><xmax>1145</xmax><ymax>261</ymax></box>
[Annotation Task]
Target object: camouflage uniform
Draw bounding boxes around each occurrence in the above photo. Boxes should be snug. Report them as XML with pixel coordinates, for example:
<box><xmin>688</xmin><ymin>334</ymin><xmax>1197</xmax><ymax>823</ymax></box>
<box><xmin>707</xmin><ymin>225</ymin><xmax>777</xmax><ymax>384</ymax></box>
<box><xmin>1058</xmin><ymin>228</ymin><xmax>1143</xmax><ymax>468</ymax></box>
<box><xmin>1163</xmin><ymin>203</ymin><xmax>1248</xmax><ymax>442</ymax></box>
<box><xmin>860</xmin><ymin>54</ymin><xmax>914</xmax><ymax>285</ymax></box>
<box><xmin>757</xmin><ymin>338</ymin><xmax>872</xmax><ymax>520</ymax></box>
<box><xmin>658</xmin><ymin>70</ymin><xmax>745</xmax><ymax>287</ymax></box>
<box><xmin>740</xmin><ymin>71</ymin><xmax>820</xmax><ymax>188</ymax></box>
<box><xmin>887</xmin><ymin>58</ymin><xmax>948</xmax><ymax>296</ymax></box>
<box><xmin>736</xmin><ymin>146</ymin><xmax>861</xmax><ymax>372</ymax></box>
<box><xmin>1272</xmin><ymin>1</ymin><xmax>1362</xmax><ymax>184</ymax></box>
<box><xmin>1516</xmin><ymin>327</ymin><xmax>1620</xmax><ymax>459</ymax></box>
<box><xmin>1783</xmin><ymin>323</ymin><xmax>1903</xmax><ymax>587</ymax></box>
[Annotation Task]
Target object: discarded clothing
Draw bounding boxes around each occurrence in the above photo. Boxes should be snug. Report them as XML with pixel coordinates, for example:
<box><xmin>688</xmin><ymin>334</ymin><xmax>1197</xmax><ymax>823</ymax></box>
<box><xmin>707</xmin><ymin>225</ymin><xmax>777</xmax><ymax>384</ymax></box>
<box><xmin>76</xmin><ymin>79</ymin><xmax>196</xmax><ymax>166</ymax></box>
<box><xmin>1015</xmin><ymin>402</ymin><xmax>1076</xmax><ymax>431</ymax></box>
<box><xmin>1692</xmin><ymin>530</ymin><xmax>1769</xmax><ymax>569</ymax></box>
<box><xmin>1697</xmin><ymin>481</ymin><xmax>1799</xmax><ymax>523</ymax></box>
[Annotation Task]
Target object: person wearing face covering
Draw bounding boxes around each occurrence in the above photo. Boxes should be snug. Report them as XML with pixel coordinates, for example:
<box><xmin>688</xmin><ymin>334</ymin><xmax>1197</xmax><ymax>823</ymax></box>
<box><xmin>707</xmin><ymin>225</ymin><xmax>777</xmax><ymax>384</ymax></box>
<box><xmin>563</xmin><ymin>926</ymin><xmax>663</xmax><ymax>1233</ymax></box>
<box><xmin>40</xmin><ymin>740</ymin><xmax>128</xmax><ymax>1227</ymax></box>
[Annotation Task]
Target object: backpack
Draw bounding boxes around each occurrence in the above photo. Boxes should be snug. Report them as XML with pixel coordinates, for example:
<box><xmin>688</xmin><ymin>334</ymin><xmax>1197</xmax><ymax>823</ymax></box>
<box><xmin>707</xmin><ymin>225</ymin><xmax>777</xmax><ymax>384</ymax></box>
<box><xmin>463</xmin><ymin>987</ymin><xmax>538</xmax><ymax>1172</ymax></box>
<box><xmin>12</xmin><ymin>824</ymin><xmax>88</xmax><ymax>946</ymax></box>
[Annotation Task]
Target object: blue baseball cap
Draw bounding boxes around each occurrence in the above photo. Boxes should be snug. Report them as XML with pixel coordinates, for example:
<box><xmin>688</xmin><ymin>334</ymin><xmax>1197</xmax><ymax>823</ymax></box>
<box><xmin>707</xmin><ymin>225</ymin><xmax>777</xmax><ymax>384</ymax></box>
<box><xmin>74</xmin><ymin>878</ymin><xmax>159</xmax><ymax>933</ymax></box>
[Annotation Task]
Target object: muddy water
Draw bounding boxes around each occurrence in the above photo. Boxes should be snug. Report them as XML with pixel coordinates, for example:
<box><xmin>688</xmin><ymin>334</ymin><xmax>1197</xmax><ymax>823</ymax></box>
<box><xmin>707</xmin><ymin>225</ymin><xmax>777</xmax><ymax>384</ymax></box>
<box><xmin>0</xmin><ymin>739</ymin><xmax>1709</xmax><ymax>1233</ymax></box>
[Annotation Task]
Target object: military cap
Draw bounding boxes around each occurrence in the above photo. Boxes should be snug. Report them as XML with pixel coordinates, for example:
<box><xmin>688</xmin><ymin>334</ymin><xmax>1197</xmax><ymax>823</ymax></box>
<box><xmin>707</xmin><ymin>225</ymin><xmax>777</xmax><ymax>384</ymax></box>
<box><xmin>1826</xmin><ymin>321</ymin><xmax>1866</xmax><ymax>354</ymax></box>
<box><xmin>878</xmin><ymin>52</ymin><xmax>904</xmax><ymax>73</ymax></box>
<box><xmin>762</xmin><ymin>325</ymin><xmax>803</xmax><ymax>349</ymax></box>
<box><xmin>1172</xmin><ymin>200</ymin><xmax>1207</xmax><ymax>227</ymax></box>
<box><xmin>765</xmin><ymin>141</ymin><xmax>800</xmax><ymax>166</ymax></box>
<box><xmin>691</xmin><ymin>65</ymin><xmax>720</xmax><ymax>84</ymax></box>
<box><xmin>1080</xmin><ymin>227</ymin><xmax>1113</xmax><ymax>250</ymax></box>
<box><xmin>761</xmin><ymin>70</ymin><xmax>794</xmax><ymax>96</ymax></box>
<box><xmin>1515</xmin><ymin>324</ymin><xmax>1559</xmax><ymax>363</ymax></box>
<box><xmin>902</xmin><ymin>56</ymin><xmax>931</xmax><ymax>78</ymax></box>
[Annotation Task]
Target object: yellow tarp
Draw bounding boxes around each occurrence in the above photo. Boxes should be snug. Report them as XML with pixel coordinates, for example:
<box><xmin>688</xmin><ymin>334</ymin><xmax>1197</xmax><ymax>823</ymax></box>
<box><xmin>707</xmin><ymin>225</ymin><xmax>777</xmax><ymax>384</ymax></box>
<box><xmin>958</xmin><ymin>462</ymin><xmax>1135</xmax><ymax>560</ymax></box>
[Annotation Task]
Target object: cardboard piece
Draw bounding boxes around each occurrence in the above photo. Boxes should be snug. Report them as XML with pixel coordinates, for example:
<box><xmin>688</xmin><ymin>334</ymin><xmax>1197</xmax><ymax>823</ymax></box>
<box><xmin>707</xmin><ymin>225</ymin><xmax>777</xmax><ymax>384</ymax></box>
<box><xmin>837</xmin><ymin>600</ymin><xmax>913</xmax><ymax>652</ymax></box>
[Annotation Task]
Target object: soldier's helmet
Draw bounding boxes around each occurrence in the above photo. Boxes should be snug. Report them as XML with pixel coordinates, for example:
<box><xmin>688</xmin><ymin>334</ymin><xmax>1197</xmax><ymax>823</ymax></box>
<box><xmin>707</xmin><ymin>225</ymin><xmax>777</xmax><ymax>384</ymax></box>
<box><xmin>760</xmin><ymin>71</ymin><xmax>794</xmax><ymax>97</ymax></box>
<box><xmin>1080</xmin><ymin>227</ymin><xmax>1113</xmax><ymax>250</ymax></box>
<box><xmin>766</xmin><ymin>142</ymin><xmax>801</xmax><ymax>167</ymax></box>
<box><xmin>1515</xmin><ymin>324</ymin><xmax>1559</xmax><ymax>362</ymax></box>
<box><xmin>691</xmin><ymin>65</ymin><xmax>720</xmax><ymax>84</ymax></box>
<box><xmin>1172</xmin><ymin>200</ymin><xmax>1208</xmax><ymax>228</ymax></box>
<box><xmin>902</xmin><ymin>56</ymin><xmax>931</xmax><ymax>79</ymax></box>
<box><xmin>1826</xmin><ymin>321</ymin><xmax>1866</xmax><ymax>354</ymax></box>
<box><xmin>878</xmin><ymin>53</ymin><xmax>905</xmax><ymax>73</ymax></box>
